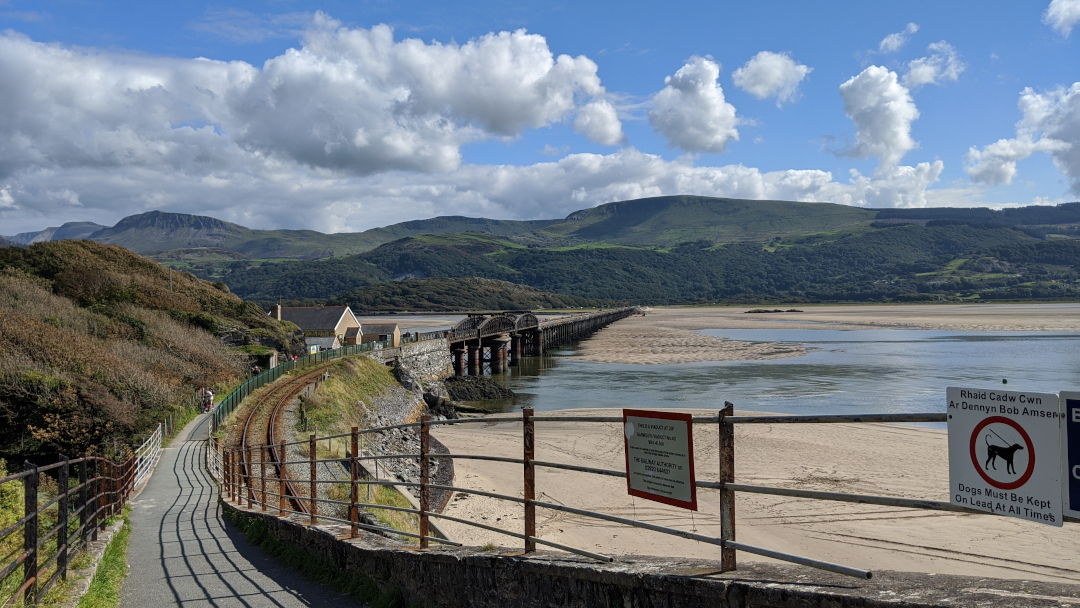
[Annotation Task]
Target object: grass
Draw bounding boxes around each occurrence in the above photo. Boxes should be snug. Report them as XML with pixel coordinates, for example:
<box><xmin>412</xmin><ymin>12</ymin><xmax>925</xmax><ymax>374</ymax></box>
<box><xmin>76</xmin><ymin>508</ymin><xmax>131</xmax><ymax>608</ymax></box>
<box><xmin>296</xmin><ymin>357</ymin><xmax>398</xmax><ymax>444</ymax></box>
<box><xmin>225</xmin><ymin>508</ymin><xmax>406</xmax><ymax>608</ymax></box>
<box><xmin>327</xmin><ymin>482</ymin><xmax>419</xmax><ymax>542</ymax></box>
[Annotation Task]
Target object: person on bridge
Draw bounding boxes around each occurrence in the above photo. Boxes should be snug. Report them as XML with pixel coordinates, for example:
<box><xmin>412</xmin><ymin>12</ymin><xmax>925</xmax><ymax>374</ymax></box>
<box><xmin>203</xmin><ymin>389</ymin><xmax>214</xmax><ymax>413</ymax></box>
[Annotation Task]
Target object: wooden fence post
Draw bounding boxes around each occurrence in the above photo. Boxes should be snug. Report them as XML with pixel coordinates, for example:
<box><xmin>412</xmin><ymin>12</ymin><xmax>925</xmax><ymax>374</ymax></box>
<box><xmin>90</xmin><ymin>459</ymin><xmax>99</xmax><ymax>542</ymax></box>
<box><xmin>98</xmin><ymin>459</ymin><xmax>107</xmax><ymax>532</ymax></box>
<box><xmin>719</xmin><ymin>401</ymin><xmax>736</xmax><ymax>572</ymax></box>
<box><xmin>58</xmin><ymin>454</ymin><xmax>69</xmax><ymax>582</ymax></box>
<box><xmin>350</xmin><ymin>427</ymin><xmax>359</xmax><ymax>538</ymax></box>
<box><xmin>224</xmin><ymin>450</ymin><xmax>231</xmax><ymax>502</ymax></box>
<box><xmin>23</xmin><ymin>461</ymin><xmax>39</xmax><ymax>603</ymax></box>
<box><xmin>79</xmin><ymin>454</ymin><xmax>88</xmax><ymax>547</ymax></box>
<box><xmin>309</xmin><ymin>435</ymin><xmax>317</xmax><ymax>524</ymax></box>
<box><xmin>419</xmin><ymin>416</ymin><xmax>430</xmax><ymax>549</ymax></box>
<box><xmin>523</xmin><ymin>407</ymin><xmax>535</xmax><ymax>553</ymax></box>
<box><xmin>278</xmin><ymin>441</ymin><xmax>286</xmax><ymax>516</ymax></box>
<box><xmin>260</xmin><ymin>446</ymin><xmax>267</xmax><ymax>512</ymax></box>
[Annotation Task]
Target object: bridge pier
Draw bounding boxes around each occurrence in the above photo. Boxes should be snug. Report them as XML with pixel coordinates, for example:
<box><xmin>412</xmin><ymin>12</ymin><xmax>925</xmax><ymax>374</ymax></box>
<box><xmin>468</xmin><ymin>343</ymin><xmax>481</xmax><ymax>376</ymax></box>
<box><xmin>453</xmin><ymin>348</ymin><xmax>466</xmax><ymax>376</ymax></box>
<box><xmin>493</xmin><ymin>335</ymin><xmax>510</xmax><ymax>374</ymax></box>
<box><xmin>510</xmin><ymin>333</ymin><xmax>521</xmax><ymax>367</ymax></box>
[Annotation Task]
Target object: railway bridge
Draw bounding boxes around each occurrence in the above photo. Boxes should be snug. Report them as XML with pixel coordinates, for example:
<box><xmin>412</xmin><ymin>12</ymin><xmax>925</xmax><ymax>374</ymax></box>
<box><xmin>445</xmin><ymin>307</ymin><xmax>637</xmax><ymax>375</ymax></box>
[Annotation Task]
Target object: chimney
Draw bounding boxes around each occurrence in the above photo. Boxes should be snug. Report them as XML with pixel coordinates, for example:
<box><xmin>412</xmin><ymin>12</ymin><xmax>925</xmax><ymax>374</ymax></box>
<box><xmin>273</xmin><ymin>304</ymin><xmax>282</xmax><ymax>321</ymax></box>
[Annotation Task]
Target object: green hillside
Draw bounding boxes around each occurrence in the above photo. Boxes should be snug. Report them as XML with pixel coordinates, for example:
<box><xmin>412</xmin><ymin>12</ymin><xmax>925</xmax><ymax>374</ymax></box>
<box><xmin>328</xmin><ymin>277</ymin><xmax>600</xmax><ymax>312</ymax></box>
<box><xmin>220</xmin><ymin>222</ymin><xmax>1080</xmax><ymax>304</ymax></box>
<box><xmin>87</xmin><ymin>211</ymin><xmax>555</xmax><ymax>258</ymax></box>
<box><xmin>538</xmin><ymin>196</ymin><xmax>877</xmax><ymax>246</ymax></box>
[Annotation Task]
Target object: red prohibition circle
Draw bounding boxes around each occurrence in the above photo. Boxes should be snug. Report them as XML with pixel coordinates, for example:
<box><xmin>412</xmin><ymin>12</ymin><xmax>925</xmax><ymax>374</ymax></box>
<box><xmin>968</xmin><ymin>416</ymin><xmax>1035</xmax><ymax>490</ymax></box>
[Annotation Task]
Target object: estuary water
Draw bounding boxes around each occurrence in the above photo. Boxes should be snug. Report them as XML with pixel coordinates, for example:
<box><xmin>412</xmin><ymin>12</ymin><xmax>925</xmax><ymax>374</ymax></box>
<box><xmin>482</xmin><ymin>328</ymin><xmax>1080</xmax><ymax>419</ymax></box>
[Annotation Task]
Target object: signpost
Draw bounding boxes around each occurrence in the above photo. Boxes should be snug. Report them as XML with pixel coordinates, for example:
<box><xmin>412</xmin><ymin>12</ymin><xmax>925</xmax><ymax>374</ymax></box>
<box><xmin>1061</xmin><ymin>392</ymin><xmax>1080</xmax><ymax>519</ymax></box>
<box><xmin>947</xmin><ymin>387</ymin><xmax>1062</xmax><ymax>526</ymax></box>
<box><xmin>623</xmin><ymin>409</ymin><xmax>697</xmax><ymax>510</ymax></box>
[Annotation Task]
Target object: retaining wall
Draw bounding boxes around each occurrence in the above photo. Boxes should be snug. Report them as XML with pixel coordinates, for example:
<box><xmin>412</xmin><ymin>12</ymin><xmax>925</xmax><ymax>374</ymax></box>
<box><xmin>363</xmin><ymin>338</ymin><xmax>452</xmax><ymax>381</ymax></box>
<box><xmin>221</xmin><ymin>501</ymin><xmax>1080</xmax><ymax>608</ymax></box>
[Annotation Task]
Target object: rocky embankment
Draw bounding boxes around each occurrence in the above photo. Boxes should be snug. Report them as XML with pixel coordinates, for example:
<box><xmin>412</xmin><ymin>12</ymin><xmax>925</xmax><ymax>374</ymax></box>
<box><xmin>443</xmin><ymin>376</ymin><xmax>514</xmax><ymax>401</ymax></box>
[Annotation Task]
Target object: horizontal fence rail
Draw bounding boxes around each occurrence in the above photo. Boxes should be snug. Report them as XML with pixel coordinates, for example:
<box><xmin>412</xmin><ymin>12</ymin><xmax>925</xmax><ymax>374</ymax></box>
<box><xmin>207</xmin><ymin>400</ymin><xmax>1080</xmax><ymax>582</ymax></box>
<box><xmin>1</xmin><ymin>454</ymin><xmax>135</xmax><ymax>607</ymax></box>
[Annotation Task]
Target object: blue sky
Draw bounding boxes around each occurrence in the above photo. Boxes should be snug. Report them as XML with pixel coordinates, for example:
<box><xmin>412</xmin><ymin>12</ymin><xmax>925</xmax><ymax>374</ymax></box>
<box><xmin>1</xmin><ymin>0</ymin><xmax>1078</xmax><ymax>234</ymax></box>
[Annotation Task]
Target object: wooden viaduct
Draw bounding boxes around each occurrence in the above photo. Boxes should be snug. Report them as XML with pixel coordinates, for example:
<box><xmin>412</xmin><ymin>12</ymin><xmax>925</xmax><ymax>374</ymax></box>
<box><xmin>446</xmin><ymin>307</ymin><xmax>638</xmax><ymax>375</ymax></box>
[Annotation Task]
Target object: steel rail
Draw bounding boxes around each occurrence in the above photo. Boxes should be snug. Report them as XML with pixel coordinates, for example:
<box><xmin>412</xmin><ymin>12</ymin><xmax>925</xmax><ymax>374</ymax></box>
<box><xmin>528</xmin><ymin>500</ymin><xmax>870</xmax><ymax>579</ymax></box>
<box><xmin>425</xmin><ymin>512</ymin><xmax>612</xmax><ymax>562</ymax></box>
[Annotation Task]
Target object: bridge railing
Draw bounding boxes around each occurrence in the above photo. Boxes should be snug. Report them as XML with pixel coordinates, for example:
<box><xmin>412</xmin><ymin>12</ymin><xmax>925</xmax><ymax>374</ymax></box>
<box><xmin>0</xmin><ymin>454</ymin><xmax>135</xmax><ymax>606</ymax></box>
<box><xmin>215</xmin><ymin>405</ymin><xmax>1079</xmax><ymax>581</ymax></box>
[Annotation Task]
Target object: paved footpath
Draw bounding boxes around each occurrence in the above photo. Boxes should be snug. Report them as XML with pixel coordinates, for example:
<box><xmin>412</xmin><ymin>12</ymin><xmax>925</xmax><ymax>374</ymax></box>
<box><xmin>120</xmin><ymin>413</ymin><xmax>361</xmax><ymax>608</ymax></box>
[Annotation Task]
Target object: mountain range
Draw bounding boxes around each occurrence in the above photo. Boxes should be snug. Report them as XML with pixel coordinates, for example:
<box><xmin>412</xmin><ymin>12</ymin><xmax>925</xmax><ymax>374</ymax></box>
<box><xmin>5</xmin><ymin>196</ymin><xmax>1080</xmax><ymax>307</ymax></box>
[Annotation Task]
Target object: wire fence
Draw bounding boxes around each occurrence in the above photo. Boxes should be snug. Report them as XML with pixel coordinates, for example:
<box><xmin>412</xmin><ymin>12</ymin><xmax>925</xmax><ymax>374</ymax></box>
<box><xmin>208</xmin><ymin>404</ymin><xmax>1080</xmax><ymax>581</ymax></box>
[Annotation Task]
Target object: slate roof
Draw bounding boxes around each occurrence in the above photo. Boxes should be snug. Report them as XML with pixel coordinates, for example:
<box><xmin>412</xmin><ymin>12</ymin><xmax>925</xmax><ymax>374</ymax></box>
<box><xmin>279</xmin><ymin>306</ymin><xmax>351</xmax><ymax>331</ymax></box>
<box><xmin>305</xmin><ymin>337</ymin><xmax>340</xmax><ymax>350</ymax></box>
<box><xmin>361</xmin><ymin>323</ymin><xmax>399</xmax><ymax>335</ymax></box>
<box><xmin>344</xmin><ymin>327</ymin><xmax>361</xmax><ymax>339</ymax></box>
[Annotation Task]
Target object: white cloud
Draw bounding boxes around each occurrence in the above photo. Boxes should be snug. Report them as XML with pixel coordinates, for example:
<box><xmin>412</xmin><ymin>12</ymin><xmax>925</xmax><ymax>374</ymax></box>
<box><xmin>0</xmin><ymin>16</ymin><xmax>611</xmax><ymax>179</ymax></box>
<box><xmin>1044</xmin><ymin>0</ymin><xmax>1080</xmax><ymax>37</ymax></box>
<box><xmin>878</xmin><ymin>23</ymin><xmax>919</xmax><ymax>54</ymax></box>
<box><xmin>0</xmin><ymin>186</ymin><xmax>14</xmax><ymax>209</ymax></box>
<box><xmin>649</xmin><ymin>56</ymin><xmax>740</xmax><ymax>153</ymax></box>
<box><xmin>965</xmin><ymin>83</ymin><xmax>1080</xmax><ymax>193</ymax></box>
<box><xmin>838</xmin><ymin>66</ymin><xmax>920</xmax><ymax>169</ymax></box>
<box><xmin>731</xmin><ymin>51</ymin><xmax>812</xmax><ymax>107</ymax></box>
<box><xmin>902</xmin><ymin>41</ymin><xmax>965</xmax><ymax>88</ymax></box>
<box><xmin>573</xmin><ymin>100</ymin><xmax>626</xmax><ymax>145</ymax></box>
<box><xmin>963</xmin><ymin>135</ymin><xmax>1067</xmax><ymax>185</ymax></box>
<box><xmin>189</xmin><ymin>9</ymin><xmax>312</xmax><ymax>44</ymax></box>
<box><xmin>539</xmin><ymin>144</ymin><xmax>570</xmax><ymax>157</ymax></box>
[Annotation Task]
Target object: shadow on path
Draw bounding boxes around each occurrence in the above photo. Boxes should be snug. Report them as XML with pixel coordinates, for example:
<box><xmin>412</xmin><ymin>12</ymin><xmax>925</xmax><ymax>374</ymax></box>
<box><xmin>120</xmin><ymin>414</ymin><xmax>362</xmax><ymax>608</ymax></box>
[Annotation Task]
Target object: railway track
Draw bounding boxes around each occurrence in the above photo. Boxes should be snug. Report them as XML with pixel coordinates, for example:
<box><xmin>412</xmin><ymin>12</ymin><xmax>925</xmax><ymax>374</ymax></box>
<box><xmin>237</xmin><ymin>365</ymin><xmax>331</xmax><ymax>515</ymax></box>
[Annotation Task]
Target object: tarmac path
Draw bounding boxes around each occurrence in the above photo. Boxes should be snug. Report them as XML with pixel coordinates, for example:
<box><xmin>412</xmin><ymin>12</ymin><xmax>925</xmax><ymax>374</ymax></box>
<box><xmin>120</xmin><ymin>413</ymin><xmax>361</xmax><ymax>608</ymax></box>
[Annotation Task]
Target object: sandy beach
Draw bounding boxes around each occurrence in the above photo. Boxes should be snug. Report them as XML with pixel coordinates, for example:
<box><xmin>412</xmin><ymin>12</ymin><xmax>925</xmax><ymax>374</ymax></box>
<box><xmin>577</xmin><ymin>303</ymin><xmax>1080</xmax><ymax>364</ymax></box>
<box><xmin>428</xmin><ymin>304</ymin><xmax>1080</xmax><ymax>582</ymax></box>
<box><xmin>432</xmin><ymin>408</ymin><xmax>1080</xmax><ymax>583</ymax></box>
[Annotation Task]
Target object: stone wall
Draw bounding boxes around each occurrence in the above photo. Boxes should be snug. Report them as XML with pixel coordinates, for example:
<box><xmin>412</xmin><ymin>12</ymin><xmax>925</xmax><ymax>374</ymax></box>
<box><xmin>222</xmin><ymin>501</ymin><xmax>1080</xmax><ymax>608</ymax></box>
<box><xmin>399</xmin><ymin>338</ymin><xmax>453</xmax><ymax>380</ymax></box>
<box><xmin>360</xmin><ymin>338</ymin><xmax>451</xmax><ymax>381</ymax></box>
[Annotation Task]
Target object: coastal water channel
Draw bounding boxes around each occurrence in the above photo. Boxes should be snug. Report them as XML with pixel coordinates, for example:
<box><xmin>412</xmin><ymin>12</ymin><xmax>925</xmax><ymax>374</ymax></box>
<box><xmin>474</xmin><ymin>328</ymin><xmax>1080</xmax><ymax>420</ymax></box>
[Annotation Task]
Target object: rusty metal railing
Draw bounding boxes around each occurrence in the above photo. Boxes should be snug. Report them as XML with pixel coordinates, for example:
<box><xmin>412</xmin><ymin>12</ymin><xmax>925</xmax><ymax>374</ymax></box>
<box><xmin>0</xmin><ymin>453</ymin><xmax>135</xmax><ymax>607</ymax></box>
<box><xmin>209</xmin><ymin>404</ymin><xmax>1080</xmax><ymax>581</ymax></box>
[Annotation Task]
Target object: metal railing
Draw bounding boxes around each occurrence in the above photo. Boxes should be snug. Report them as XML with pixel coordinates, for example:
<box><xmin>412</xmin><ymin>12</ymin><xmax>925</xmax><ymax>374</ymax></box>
<box><xmin>0</xmin><ymin>455</ymin><xmax>135</xmax><ymax>607</ymax></box>
<box><xmin>209</xmin><ymin>404</ymin><xmax>1080</xmax><ymax>581</ymax></box>
<box><xmin>212</xmin><ymin>339</ymin><xmax>392</xmax><ymax>433</ymax></box>
<box><xmin>132</xmin><ymin>425</ymin><xmax>162</xmax><ymax>489</ymax></box>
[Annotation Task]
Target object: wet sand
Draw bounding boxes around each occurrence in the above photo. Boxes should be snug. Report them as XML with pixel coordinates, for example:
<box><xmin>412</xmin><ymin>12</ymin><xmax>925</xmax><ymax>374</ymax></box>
<box><xmin>577</xmin><ymin>303</ymin><xmax>1080</xmax><ymax>364</ymax></box>
<box><xmin>432</xmin><ymin>408</ymin><xmax>1080</xmax><ymax>583</ymax></box>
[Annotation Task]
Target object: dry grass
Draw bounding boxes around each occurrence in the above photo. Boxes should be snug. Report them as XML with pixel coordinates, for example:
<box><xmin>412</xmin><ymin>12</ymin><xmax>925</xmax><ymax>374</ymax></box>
<box><xmin>0</xmin><ymin>244</ymin><xmax>260</xmax><ymax>458</ymax></box>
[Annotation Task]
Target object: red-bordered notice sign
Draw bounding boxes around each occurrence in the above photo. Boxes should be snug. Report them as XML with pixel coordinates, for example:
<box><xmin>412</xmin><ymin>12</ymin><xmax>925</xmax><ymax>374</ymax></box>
<box><xmin>623</xmin><ymin>409</ymin><xmax>697</xmax><ymax>511</ymax></box>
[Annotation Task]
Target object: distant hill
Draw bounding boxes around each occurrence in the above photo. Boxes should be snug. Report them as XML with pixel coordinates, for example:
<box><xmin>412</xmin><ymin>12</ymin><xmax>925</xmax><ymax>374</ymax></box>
<box><xmin>4</xmin><ymin>210</ymin><xmax>555</xmax><ymax>259</ymax></box>
<box><xmin>327</xmin><ymin>277</ymin><xmax>602</xmax><ymax>312</ymax></box>
<box><xmin>537</xmin><ymin>196</ymin><xmax>877</xmax><ymax>246</ymax></box>
<box><xmin>7</xmin><ymin>221</ymin><xmax>107</xmax><ymax>245</ymax></box>
<box><xmin>222</xmin><ymin>222</ymin><xmax>1080</xmax><ymax>304</ymax></box>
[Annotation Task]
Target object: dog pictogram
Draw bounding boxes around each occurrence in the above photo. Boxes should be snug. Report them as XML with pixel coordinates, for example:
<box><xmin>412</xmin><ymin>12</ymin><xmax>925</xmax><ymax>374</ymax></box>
<box><xmin>984</xmin><ymin>428</ymin><xmax>1024</xmax><ymax>475</ymax></box>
